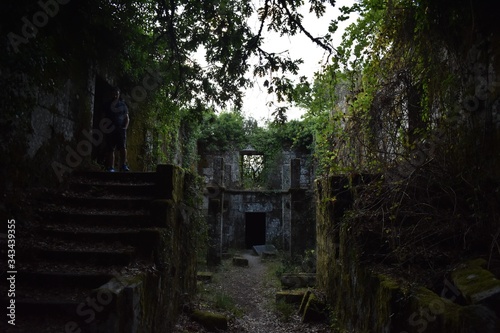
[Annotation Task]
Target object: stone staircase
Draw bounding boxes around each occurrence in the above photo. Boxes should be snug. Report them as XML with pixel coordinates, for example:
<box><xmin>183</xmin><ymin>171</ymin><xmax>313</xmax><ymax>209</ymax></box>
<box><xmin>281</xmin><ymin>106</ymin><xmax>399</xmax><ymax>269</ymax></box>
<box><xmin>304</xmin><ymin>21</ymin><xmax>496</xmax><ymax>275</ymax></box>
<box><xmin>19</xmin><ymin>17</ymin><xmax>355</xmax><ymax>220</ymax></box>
<box><xmin>2</xmin><ymin>170</ymin><xmax>170</xmax><ymax>333</ymax></box>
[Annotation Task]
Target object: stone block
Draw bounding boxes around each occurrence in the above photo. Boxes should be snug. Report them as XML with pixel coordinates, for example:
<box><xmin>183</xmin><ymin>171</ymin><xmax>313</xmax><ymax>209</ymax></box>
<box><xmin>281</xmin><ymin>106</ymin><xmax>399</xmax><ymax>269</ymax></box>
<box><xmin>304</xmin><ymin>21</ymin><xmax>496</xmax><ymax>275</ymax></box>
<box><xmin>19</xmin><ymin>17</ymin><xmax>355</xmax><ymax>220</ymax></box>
<box><xmin>191</xmin><ymin>310</ymin><xmax>228</xmax><ymax>331</ymax></box>
<box><xmin>262</xmin><ymin>251</ymin><xmax>277</xmax><ymax>259</ymax></box>
<box><xmin>197</xmin><ymin>272</ymin><xmax>213</xmax><ymax>282</ymax></box>
<box><xmin>232</xmin><ymin>257</ymin><xmax>249</xmax><ymax>267</ymax></box>
<box><xmin>276</xmin><ymin>290</ymin><xmax>307</xmax><ymax>304</ymax></box>
<box><xmin>281</xmin><ymin>273</ymin><xmax>316</xmax><ymax>289</ymax></box>
<box><xmin>298</xmin><ymin>289</ymin><xmax>327</xmax><ymax>323</ymax></box>
<box><xmin>451</xmin><ymin>259</ymin><xmax>500</xmax><ymax>304</ymax></box>
<box><xmin>253</xmin><ymin>244</ymin><xmax>277</xmax><ymax>256</ymax></box>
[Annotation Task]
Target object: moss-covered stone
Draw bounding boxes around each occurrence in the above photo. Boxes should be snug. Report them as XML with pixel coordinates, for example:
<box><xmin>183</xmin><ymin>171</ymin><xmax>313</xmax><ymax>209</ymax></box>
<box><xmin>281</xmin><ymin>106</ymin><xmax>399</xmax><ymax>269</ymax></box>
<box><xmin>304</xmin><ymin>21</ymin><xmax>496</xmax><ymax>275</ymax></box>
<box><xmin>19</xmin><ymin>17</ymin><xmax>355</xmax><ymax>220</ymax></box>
<box><xmin>197</xmin><ymin>272</ymin><xmax>214</xmax><ymax>282</ymax></box>
<box><xmin>191</xmin><ymin>310</ymin><xmax>228</xmax><ymax>331</ymax></box>
<box><xmin>314</xmin><ymin>175</ymin><xmax>500</xmax><ymax>333</ymax></box>
<box><xmin>232</xmin><ymin>256</ymin><xmax>249</xmax><ymax>267</ymax></box>
<box><xmin>405</xmin><ymin>287</ymin><xmax>463</xmax><ymax>333</ymax></box>
<box><xmin>300</xmin><ymin>290</ymin><xmax>328</xmax><ymax>323</ymax></box>
<box><xmin>451</xmin><ymin>260</ymin><xmax>500</xmax><ymax>304</ymax></box>
<box><xmin>298</xmin><ymin>289</ymin><xmax>313</xmax><ymax>316</ymax></box>
<box><xmin>150</xmin><ymin>199</ymin><xmax>177</xmax><ymax>228</ymax></box>
<box><xmin>276</xmin><ymin>289</ymin><xmax>307</xmax><ymax>304</ymax></box>
<box><xmin>280</xmin><ymin>273</ymin><xmax>316</xmax><ymax>289</ymax></box>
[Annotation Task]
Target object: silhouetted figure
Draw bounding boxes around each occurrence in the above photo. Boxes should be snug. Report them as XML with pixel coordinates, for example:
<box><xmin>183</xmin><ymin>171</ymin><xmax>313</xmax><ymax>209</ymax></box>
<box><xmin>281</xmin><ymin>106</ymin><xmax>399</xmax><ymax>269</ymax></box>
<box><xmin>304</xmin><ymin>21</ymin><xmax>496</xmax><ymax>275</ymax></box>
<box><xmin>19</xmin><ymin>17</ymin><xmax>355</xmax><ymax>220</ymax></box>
<box><xmin>105</xmin><ymin>87</ymin><xmax>130</xmax><ymax>172</ymax></box>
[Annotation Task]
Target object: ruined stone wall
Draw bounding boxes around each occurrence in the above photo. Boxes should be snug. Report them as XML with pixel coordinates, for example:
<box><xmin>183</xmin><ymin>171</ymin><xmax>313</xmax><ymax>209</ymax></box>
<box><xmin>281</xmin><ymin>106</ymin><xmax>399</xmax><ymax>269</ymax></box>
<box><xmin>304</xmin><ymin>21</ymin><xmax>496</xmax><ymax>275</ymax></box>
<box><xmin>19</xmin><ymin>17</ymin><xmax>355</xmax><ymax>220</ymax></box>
<box><xmin>85</xmin><ymin>165</ymin><xmax>201</xmax><ymax>332</ymax></box>
<box><xmin>200</xmin><ymin>148</ymin><xmax>315</xmax><ymax>258</ymax></box>
<box><xmin>222</xmin><ymin>191</ymin><xmax>288</xmax><ymax>250</ymax></box>
<box><xmin>0</xmin><ymin>61</ymin><xmax>158</xmax><ymax>196</ymax></box>
<box><xmin>1</xmin><ymin>64</ymin><xmax>97</xmax><ymax>192</ymax></box>
<box><xmin>316</xmin><ymin>175</ymin><xmax>500</xmax><ymax>332</ymax></box>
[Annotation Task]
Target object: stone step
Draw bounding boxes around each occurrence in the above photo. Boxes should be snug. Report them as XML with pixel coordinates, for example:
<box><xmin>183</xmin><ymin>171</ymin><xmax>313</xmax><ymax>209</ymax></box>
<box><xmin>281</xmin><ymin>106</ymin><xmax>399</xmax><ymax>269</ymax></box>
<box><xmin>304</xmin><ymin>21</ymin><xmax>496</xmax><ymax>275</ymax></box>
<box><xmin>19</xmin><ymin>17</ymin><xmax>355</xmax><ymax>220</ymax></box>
<box><xmin>1</xmin><ymin>310</ymin><xmax>86</xmax><ymax>333</ymax></box>
<box><xmin>37</xmin><ymin>248</ymin><xmax>134</xmax><ymax>266</ymax></box>
<box><xmin>3</xmin><ymin>282</ymin><xmax>98</xmax><ymax>315</ymax></box>
<box><xmin>232</xmin><ymin>256</ymin><xmax>249</xmax><ymax>267</ymax></box>
<box><xmin>2</xmin><ymin>168</ymin><xmax>178</xmax><ymax>332</ymax></box>
<box><xmin>69</xmin><ymin>182</ymin><xmax>158</xmax><ymax>197</ymax></box>
<box><xmin>72</xmin><ymin>170</ymin><xmax>157</xmax><ymax>183</ymax></box>
<box><xmin>13</xmin><ymin>298</ymin><xmax>83</xmax><ymax>317</ymax></box>
<box><xmin>17</xmin><ymin>270</ymin><xmax>115</xmax><ymax>289</ymax></box>
<box><xmin>298</xmin><ymin>289</ymin><xmax>328</xmax><ymax>323</ymax></box>
<box><xmin>41</xmin><ymin>210</ymin><xmax>156</xmax><ymax>228</ymax></box>
<box><xmin>276</xmin><ymin>289</ymin><xmax>307</xmax><ymax>304</ymax></box>
<box><xmin>1</xmin><ymin>282</ymin><xmax>117</xmax><ymax>332</ymax></box>
<box><xmin>59</xmin><ymin>195</ymin><xmax>154</xmax><ymax>210</ymax></box>
<box><xmin>280</xmin><ymin>273</ymin><xmax>316</xmax><ymax>289</ymax></box>
<box><xmin>40</xmin><ymin>227</ymin><xmax>159</xmax><ymax>258</ymax></box>
<box><xmin>42</xmin><ymin>225</ymin><xmax>141</xmax><ymax>242</ymax></box>
<box><xmin>10</xmin><ymin>296</ymin><xmax>115</xmax><ymax>330</ymax></box>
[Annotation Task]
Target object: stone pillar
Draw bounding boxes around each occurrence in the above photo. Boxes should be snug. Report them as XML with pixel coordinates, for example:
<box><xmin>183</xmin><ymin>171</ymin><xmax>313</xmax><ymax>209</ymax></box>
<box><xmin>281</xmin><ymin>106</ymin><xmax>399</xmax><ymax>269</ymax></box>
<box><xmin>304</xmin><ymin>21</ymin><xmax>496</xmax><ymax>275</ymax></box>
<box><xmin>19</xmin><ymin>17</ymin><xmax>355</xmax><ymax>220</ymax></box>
<box><xmin>213</xmin><ymin>157</ymin><xmax>224</xmax><ymax>187</ymax></box>
<box><xmin>206</xmin><ymin>157</ymin><xmax>224</xmax><ymax>266</ymax></box>
<box><xmin>224</xmin><ymin>164</ymin><xmax>232</xmax><ymax>188</ymax></box>
<box><xmin>207</xmin><ymin>198</ymin><xmax>222</xmax><ymax>266</ymax></box>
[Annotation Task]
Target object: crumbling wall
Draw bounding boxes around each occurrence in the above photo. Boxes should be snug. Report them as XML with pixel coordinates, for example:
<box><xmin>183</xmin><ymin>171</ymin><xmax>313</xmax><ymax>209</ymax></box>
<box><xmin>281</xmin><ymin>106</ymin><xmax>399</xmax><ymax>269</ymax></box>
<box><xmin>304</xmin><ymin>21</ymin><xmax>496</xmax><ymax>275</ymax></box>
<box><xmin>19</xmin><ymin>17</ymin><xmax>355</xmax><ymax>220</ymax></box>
<box><xmin>200</xmin><ymin>148</ymin><xmax>315</xmax><ymax>257</ymax></box>
<box><xmin>316</xmin><ymin>175</ymin><xmax>500</xmax><ymax>332</ymax></box>
<box><xmin>1</xmin><ymin>65</ymin><xmax>97</xmax><ymax>192</ymax></box>
<box><xmin>146</xmin><ymin>165</ymin><xmax>199</xmax><ymax>330</ymax></box>
<box><xmin>223</xmin><ymin>191</ymin><xmax>286</xmax><ymax>250</ymax></box>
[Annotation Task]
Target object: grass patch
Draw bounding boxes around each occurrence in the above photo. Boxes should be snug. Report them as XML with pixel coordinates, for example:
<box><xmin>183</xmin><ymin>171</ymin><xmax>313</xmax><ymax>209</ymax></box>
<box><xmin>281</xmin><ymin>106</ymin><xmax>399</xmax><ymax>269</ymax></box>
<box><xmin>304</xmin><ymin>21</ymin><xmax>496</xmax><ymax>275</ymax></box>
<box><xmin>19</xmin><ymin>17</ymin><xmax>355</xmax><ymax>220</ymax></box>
<box><xmin>214</xmin><ymin>292</ymin><xmax>244</xmax><ymax>317</ymax></box>
<box><xmin>274</xmin><ymin>300</ymin><xmax>296</xmax><ymax>322</ymax></box>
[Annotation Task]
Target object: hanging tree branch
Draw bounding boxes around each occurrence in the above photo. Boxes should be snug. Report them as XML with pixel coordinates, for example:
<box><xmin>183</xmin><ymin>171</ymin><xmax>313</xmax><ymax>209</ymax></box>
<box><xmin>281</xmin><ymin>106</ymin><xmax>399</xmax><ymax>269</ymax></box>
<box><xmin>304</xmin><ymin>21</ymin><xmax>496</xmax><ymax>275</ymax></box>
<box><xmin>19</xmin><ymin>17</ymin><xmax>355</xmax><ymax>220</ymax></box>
<box><xmin>278</xmin><ymin>0</ymin><xmax>334</xmax><ymax>56</ymax></box>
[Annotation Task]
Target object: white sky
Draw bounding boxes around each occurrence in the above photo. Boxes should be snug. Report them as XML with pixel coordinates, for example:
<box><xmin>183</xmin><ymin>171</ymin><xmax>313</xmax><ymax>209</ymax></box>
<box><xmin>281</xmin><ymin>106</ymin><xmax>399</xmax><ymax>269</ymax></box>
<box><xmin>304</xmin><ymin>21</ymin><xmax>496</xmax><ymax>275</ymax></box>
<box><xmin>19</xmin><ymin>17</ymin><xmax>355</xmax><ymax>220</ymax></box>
<box><xmin>241</xmin><ymin>0</ymin><xmax>357</xmax><ymax>124</ymax></box>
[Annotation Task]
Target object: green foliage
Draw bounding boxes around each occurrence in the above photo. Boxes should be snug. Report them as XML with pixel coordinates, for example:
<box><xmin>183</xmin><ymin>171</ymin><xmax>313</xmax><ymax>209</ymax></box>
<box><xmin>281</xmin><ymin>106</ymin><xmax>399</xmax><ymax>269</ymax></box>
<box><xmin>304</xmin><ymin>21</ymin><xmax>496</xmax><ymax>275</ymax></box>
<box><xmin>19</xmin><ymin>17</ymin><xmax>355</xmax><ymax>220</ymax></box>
<box><xmin>197</xmin><ymin>110</ymin><xmax>313</xmax><ymax>188</ymax></box>
<box><xmin>198</xmin><ymin>111</ymin><xmax>246</xmax><ymax>152</ymax></box>
<box><xmin>297</xmin><ymin>0</ymin><xmax>495</xmax><ymax>178</ymax></box>
<box><xmin>274</xmin><ymin>300</ymin><xmax>296</xmax><ymax>322</ymax></box>
<box><xmin>214</xmin><ymin>292</ymin><xmax>237</xmax><ymax>312</ymax></box>
<box><xmin>300</xmin><ymin>1</ymin><xmax>500</xmax><ymax>296</ymax></box>
<box><xmin>1</xmin><ymin>0</ymin><xmax>346</xmax><ymax>179</ymax></box>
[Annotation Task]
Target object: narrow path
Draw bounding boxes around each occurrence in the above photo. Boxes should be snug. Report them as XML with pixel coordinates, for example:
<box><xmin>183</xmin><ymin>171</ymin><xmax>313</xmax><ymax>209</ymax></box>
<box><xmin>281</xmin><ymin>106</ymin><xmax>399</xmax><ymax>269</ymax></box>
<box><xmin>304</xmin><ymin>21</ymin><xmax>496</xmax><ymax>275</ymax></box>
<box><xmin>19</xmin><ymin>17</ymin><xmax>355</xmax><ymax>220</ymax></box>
<box><xmin>174</xmin><ymin>250</ymin><xmax>331</xmax><ymax>332</ymax></box>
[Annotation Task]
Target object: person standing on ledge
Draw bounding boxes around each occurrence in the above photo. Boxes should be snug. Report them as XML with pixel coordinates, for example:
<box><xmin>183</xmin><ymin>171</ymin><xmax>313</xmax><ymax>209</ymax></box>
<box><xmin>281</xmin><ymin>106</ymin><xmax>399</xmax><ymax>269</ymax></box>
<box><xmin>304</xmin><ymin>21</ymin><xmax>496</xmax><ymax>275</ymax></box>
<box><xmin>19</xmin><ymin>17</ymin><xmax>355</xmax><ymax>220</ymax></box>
<box><xmin>105</xmin><ymin>87</ymin><xmax>130</xmax><ymax>172</ymax></box>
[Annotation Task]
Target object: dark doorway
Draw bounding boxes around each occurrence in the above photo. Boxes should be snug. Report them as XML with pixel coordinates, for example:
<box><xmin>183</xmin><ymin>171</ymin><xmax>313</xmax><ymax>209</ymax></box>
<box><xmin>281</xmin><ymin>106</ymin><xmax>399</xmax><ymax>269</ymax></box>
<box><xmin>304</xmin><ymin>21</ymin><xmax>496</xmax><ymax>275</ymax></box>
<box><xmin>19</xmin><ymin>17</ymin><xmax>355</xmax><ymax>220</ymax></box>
<box><xmin>92</xmin><ymin>75</ymin><xmax>113</xmax><ymax>165</ymax></box>
<box><xmin>245</xmin><ymin>212</ymin><xmax>266</xmax><ymax>248</ymax></box>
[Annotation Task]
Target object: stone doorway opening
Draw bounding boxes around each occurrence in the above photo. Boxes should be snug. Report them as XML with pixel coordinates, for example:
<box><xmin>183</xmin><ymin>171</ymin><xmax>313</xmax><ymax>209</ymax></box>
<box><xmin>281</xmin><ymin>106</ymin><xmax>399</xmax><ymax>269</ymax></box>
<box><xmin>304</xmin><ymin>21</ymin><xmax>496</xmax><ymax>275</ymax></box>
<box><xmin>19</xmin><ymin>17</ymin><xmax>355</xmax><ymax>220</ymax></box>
<box><xmin>245</xmin><ymin>212</ymin><xmax>266</xmax><ymax>249</ymax></box>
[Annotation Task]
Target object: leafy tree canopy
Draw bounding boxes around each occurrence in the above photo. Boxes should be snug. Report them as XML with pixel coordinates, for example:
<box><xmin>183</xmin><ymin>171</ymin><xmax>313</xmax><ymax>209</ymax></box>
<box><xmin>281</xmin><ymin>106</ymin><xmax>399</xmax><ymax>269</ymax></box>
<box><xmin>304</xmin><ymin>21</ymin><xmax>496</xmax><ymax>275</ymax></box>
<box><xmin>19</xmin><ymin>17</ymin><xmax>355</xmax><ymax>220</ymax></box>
<box><xmin>1</xmin><ymin>0</ymin><xmax>341</xmax><ymax>118</ymax></box>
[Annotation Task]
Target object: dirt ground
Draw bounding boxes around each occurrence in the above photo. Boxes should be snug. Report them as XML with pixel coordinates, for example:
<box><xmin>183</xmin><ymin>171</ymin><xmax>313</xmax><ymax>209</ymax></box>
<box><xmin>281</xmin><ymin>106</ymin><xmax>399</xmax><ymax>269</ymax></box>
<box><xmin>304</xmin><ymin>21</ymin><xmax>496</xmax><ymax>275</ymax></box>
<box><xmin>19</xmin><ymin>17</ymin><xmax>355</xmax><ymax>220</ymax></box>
<box><xmin>173</xmin><ymin>250</ymin><xmax>332</xmax><ymax>333</ymax></box>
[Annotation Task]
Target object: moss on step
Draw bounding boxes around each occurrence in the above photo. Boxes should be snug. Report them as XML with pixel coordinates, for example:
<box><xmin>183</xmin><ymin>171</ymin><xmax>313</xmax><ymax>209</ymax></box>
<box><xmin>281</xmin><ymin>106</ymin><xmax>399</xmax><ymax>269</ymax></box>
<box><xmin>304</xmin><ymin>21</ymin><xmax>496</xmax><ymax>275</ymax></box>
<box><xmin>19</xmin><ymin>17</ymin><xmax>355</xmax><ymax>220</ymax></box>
<box><xmin>408</xmin><ymin>287</ymin><xmax>463</xmax><ymax>332</ymax></box>
<box><xmin>275</xmin><ymin>289</ymin><xmax>307</xmax><ymax>304</ymax></box>
<box><xmin>299</xmin><ymin>290</ymin><xmax>328</xmax><ymax>323</ymax></box>
<box><xmin>191</xmin><ymin>310</ymin><xmax>228</xmax><ymax>331</ymax></box>
<box><xmin>280</xmin><ymin>273</ymin><xmax>316</xmax><ymax>289</ymax></box>
<box><xmin>451</xmin><ymin>259</ymin><xmax>500</xmax><ymax>304</ymax></box>
<box><xmin>232</xmin><ymin>256</ymin><xmax>249</xmax><ymax>267</ymax></box>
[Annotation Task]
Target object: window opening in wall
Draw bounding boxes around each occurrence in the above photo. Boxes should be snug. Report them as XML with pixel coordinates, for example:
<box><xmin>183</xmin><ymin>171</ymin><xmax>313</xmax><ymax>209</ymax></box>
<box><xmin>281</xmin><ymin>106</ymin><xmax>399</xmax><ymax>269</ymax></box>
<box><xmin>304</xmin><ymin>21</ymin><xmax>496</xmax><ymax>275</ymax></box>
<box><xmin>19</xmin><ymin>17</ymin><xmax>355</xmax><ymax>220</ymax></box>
<box><xmin>241</xmin><ymin>153</ymin><xmax>264</xmax><ymax>188</ymax></box>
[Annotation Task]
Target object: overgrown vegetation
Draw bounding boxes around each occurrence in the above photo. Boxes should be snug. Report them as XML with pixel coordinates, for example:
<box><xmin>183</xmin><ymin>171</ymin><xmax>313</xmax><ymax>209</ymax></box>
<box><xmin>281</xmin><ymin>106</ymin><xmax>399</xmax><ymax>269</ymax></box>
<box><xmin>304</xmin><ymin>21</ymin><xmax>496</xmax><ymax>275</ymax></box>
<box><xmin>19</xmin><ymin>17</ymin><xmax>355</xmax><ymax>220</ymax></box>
<box><xmin>3</xmin><ymin>1</ymin><xmax>500</xmax><ymax>326</ymax></box>
<box><xmin>298</xmin><ymin>0</ymin><xmax>500</xmax><ymax>283</ymax></box>
<box><xmin>197</xmin><ymin>110</ymin><xmax>313</xmax><ymax>188</ymax></box>
<box><xmin>1</xmin><ymin>0</ymin><xmax>327</xmax><ymax>186</ymax></box>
